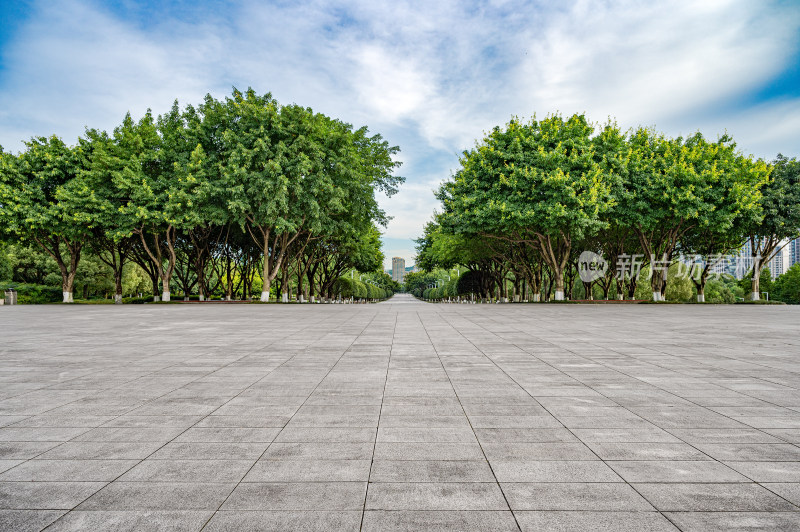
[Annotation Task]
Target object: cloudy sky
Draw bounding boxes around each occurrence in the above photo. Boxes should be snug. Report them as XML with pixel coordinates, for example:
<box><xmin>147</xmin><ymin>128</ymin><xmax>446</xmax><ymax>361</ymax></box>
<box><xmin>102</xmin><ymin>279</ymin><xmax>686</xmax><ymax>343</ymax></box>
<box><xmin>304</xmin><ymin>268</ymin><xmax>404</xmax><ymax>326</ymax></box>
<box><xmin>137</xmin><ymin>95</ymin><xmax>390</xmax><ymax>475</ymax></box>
<box><xmin>1</xmin><ymin>1</ymin><xmax>799</xmax><ymax>268</ymax></box>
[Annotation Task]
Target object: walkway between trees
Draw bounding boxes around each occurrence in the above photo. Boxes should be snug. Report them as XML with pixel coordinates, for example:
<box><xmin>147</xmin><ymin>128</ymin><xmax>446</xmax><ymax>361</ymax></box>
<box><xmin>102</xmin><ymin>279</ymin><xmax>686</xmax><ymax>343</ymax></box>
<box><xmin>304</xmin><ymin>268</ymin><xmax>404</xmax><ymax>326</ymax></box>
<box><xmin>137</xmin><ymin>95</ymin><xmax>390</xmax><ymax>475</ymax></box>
<box><xmin>0</xmin><ymin>304</ymin><xmax>799</xmax><ymax>530</ymax></box>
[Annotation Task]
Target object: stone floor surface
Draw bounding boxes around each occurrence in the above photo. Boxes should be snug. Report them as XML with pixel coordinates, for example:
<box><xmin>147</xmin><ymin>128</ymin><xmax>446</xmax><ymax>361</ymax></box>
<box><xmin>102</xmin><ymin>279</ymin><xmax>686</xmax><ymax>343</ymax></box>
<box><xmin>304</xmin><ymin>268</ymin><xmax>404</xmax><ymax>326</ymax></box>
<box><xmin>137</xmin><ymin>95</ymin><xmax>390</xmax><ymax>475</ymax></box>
<box><xmin>1</xmin><ymin>294</ymin><xmax>799</xmax><ymax>531</ymax></box>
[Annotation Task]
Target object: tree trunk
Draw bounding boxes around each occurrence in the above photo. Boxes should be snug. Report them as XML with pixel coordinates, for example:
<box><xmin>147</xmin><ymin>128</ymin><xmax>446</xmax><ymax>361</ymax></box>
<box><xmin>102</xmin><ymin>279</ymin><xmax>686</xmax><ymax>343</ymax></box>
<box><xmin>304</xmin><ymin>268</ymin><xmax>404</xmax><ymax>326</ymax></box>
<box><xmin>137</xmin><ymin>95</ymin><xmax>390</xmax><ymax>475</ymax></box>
<box><xmin>62</xmin><ymin>268</ymin><xmax>77</xmax><ymax>303</ymax></box>
<box><xmin>280</xmin><ymin>263</ymin><xmax>289</xmax><ymax>303</ymax></box>
<box><xmin>64</xmin><ymin>274</ymin><xmax>77</xmax><ymax>303</ymax></box>
<box><xmin>34</xmin><ymin>236</ymin><xmax>82</xmax><ymax>303</ymax></box>
<box><xmin>649</xmin><ymin>253</ymin><xmax>668</xmax><ymax>302</ymax></box>
<box><xmin>692</xmin><ymin>265</ymin><xmax>708</xmax><ymax>303</ymax></box>
<box><xmin>627</xmin><ymin>276</ymin><xmax>638</xmax><ymax>300</ymax></box>
<box><xmin>138</xmin><ymin>229</ymin><xmax>176</xmax><ymax>303</ymax></box>
<box><xmin>615</xmin><ymin>278</ymin><xmax>625</xmax><ymax>300</ymax></box>
<box><xmin>751</xmin><ymin>270</ymin><xmax>761</xmax><ymax>301</ymax></box>
<box><xmin>583</xmin><ymin>281</ymin><xmax>593</xmax><ymax>300</ymax></box>
<box><xmin>652</xmin><ymin>291</ymin><xmax>661</xmax><ymax>302</ymax></box>
<box><xmin>162</xmin><ymin>277</ymin><xmax>170</xmax><ymax>302</ymax></box>
<box><xmin>114</xmin><ymin>274</ymin><xmax>123</xmax><ymax>305</ymax></box>
<box><xmin>553</xmin><ymin>268</ymin><xmax>565</xmax><ymax>301</ymax></box>
<box><xmin>261</xmin><ymin>255</ymin><xmax>271</xmax><ymax>302</ymax></box>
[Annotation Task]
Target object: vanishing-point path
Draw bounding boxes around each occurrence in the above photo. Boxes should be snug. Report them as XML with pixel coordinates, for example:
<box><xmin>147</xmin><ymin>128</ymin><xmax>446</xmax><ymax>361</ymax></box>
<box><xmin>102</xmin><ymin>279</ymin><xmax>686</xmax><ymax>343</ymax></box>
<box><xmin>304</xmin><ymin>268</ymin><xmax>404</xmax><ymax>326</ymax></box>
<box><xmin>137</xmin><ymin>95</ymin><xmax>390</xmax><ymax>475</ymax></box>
<box><xmin>1</xmin><ymin>294</ymin><xmax>800</xmax><ymax>531</ymax></box>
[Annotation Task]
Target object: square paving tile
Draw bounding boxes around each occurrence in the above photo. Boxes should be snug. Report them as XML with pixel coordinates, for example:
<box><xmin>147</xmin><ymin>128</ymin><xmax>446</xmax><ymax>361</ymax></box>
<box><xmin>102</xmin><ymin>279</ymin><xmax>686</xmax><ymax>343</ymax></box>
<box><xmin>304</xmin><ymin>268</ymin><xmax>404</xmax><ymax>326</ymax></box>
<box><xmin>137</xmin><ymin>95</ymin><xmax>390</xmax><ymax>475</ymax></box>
<box><xmin>633</xmin><ymin>482</ymin><xmax>797</xmax><ymax>511</ymax></box>
<box><xmin>366</xmin><ymin>482</ymin><xmax>508</xmax><ymax>510</ymax></box>
<box><xmin>502</xmin><ymin>482</ymin><xmax>654</xmax><ymax>511</ymax></box>
<box><xmin>515</xmin><ymin>511</ymin><xmax>678</xmax><ymax>531</ymax></box>
<box><xmin>222</xmin><ymin>482</ymin><xmax>366</xmax><ymax>510</ymax></box>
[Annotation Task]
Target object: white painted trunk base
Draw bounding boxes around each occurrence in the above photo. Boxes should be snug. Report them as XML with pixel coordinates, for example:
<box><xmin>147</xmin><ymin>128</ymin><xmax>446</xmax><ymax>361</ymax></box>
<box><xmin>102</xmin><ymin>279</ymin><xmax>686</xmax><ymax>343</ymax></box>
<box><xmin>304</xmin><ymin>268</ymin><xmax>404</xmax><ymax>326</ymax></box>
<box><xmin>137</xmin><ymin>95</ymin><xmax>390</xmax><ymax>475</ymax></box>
<box><xmin>697</xmin><ymin>294</ymin><xmax>705</xmax><ymax>303</ymax></box>
<box><xmin>652</xmin><ymin>291</ymin><xmax>661</xmax><ymax>302</ymax></box>
<box><xmin>260</xmin><ymin>291</ymin><xmax>270</xmax><ymax>302</ymax></box>
<box><xmin>533</xmin><ymin>294</ymin><xmax>541</xmax><ymax>302</ymax></box>
<box><xmin>198</xmin><ymin>294</ymin><xmax>205</xmax><ymax>301</ymax></box>
<box><xmin>114</xmin><ymin>294</ymin><xmax>122</xmax><ymax>305</ymax></box>
<box><xmin>751</xmin><ymin>292</ymin><xmax>760</xmax><ymax>301</ymax></box>
<box><xmin>162</xmin><ymin>292</ymin><xmax>170</xmax><ymax>302</ymax></box>
<box><xmin>63</xmin><ymin>292</ymin><xmax>73</xmax><ymax>303</ymax></box>
<box><xmin>554</xmin><ymin>290</ymin><xmax>564</xmax><ymax>301</ymax></box>
<box><xmin>153</xmin><ymin>296</ymin><xmax>161</xmax><ymax>302</ymax></box>
<box><xmin>281</xmin><ymin>293</ymin><xmax>289</xmax><ymax>303</ymax></box>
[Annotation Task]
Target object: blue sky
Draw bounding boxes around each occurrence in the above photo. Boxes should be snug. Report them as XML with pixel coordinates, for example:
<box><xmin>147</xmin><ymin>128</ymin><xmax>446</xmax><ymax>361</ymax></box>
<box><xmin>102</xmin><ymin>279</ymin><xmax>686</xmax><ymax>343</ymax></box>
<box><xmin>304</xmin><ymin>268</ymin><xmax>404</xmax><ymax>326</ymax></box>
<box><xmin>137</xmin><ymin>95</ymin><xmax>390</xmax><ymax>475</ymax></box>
<box><xmin>1</xmin><ymin>1</ymin><xmax>799</xmax><ymax>269</ymax></box>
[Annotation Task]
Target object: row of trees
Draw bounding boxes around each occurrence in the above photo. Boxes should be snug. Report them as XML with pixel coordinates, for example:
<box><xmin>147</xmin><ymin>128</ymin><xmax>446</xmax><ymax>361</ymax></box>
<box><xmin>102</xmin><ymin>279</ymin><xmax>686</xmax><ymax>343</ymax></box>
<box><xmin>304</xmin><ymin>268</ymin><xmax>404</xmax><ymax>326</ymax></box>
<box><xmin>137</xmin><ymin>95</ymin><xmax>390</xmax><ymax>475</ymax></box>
<box><xmin>0</xmin><ymin>240</ymin><xmax>401</xmax><ymax>304</ymax></box>
<box><xmin>417</xmin><ymin>114</ymin><xmax>800</xmax><ymax>302</ymax></box>
<box><xmin>0</xmin><ymin>89</ymin><xmax>403</xmax><ymax>303</ymax></box>
<box><xmin>407</xmin><ymin>264</ymin><xmax>800</xmax><ymax>304</ymax></box>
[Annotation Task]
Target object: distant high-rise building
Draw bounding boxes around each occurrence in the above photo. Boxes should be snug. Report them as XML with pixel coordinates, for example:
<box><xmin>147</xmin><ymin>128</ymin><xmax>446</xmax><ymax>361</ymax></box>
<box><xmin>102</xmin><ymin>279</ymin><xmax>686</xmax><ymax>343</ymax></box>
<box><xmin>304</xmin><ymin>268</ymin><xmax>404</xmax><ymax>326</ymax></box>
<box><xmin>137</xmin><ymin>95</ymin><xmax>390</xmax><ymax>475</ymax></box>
<box><xmin>768</xmin><ymin>246</ymin><xmax>791</xmax><ymax>279</ymax></box>
<box><xmin>392</xmin><ymin>257</ymin><xmax>406</xmax><ymax>283</ymax></box>
<box><xmin>790</xmin><ymin>236</ymin><xmax>800</xmax><ymax>268</ymax></box>
<box><xmin>734</xmin><ymin>239</ymin><xmax>794</xmax><ymax>280</ymax></box>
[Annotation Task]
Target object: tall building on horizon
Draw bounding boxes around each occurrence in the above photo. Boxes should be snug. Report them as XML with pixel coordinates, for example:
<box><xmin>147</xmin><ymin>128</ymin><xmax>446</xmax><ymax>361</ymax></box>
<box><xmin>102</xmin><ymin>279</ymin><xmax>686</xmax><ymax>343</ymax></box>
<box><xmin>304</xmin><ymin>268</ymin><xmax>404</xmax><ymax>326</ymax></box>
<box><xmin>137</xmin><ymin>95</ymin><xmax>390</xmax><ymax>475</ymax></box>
<box><xmin>736</xmin><ymin>239</ymin><xmax>794</xmax><ymax>280</ymax></box>
<box><xmin>768</xmin><ymin>246</ymin><xmax>791</xmax><ymax>279</ymax></box>
<box><xmin>790</xmin><ymin>236</ymin><xmax>800</xmax><ymax>268</ymax></box>
<box><xmin>392</xmin><ymin>257</ymin><xmax>406</xmax><ymax>283</ymax></box>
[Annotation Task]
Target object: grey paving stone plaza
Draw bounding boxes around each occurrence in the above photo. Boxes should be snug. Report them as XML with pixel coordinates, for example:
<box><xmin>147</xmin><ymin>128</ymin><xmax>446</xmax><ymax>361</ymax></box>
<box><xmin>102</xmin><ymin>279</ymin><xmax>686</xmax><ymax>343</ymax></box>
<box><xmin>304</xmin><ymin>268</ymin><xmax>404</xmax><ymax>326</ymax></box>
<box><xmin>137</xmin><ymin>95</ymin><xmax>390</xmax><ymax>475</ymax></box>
<box><xmin>1</xmin><ymin>294</ymin><xmax>800</xmax><ymax>531</ymax></box>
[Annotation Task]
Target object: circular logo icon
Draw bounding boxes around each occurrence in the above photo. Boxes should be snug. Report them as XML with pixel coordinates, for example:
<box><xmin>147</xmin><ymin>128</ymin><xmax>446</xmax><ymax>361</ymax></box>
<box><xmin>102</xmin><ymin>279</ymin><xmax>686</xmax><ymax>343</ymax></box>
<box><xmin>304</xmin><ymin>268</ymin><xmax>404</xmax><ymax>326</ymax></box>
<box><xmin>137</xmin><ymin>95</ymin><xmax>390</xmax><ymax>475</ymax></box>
<box><xmin>578</xmin><ymin>251</ymin><xmax>607</xmax><ymax>282</ymax></box>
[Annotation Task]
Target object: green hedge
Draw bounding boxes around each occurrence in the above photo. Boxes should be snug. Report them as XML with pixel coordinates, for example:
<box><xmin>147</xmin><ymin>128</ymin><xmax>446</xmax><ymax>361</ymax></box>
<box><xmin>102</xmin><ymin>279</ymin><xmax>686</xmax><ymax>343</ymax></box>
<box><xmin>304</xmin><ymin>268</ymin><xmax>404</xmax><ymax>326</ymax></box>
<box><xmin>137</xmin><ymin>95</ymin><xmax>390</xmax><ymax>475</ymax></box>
<box><xmin>332</xmin><ymin>277</ymin><xmax>391</xmax><ymax>300</ymax></box>
<box><xmin>0</xmin><ymin>282</ymin><xmax>62</xmax><ymax>304</ymax></box>
<box><xmin>122</xmin><ymin>296</ymin><xmax>154</xmax><ymax>304</ymax></box>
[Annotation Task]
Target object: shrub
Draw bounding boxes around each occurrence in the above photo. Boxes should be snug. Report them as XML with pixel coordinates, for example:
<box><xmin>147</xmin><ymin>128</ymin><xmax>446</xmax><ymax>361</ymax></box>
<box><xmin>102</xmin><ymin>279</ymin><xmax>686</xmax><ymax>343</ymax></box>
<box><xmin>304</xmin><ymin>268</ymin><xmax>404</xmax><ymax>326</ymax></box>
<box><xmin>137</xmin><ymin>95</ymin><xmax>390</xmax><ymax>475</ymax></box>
<box><xmin>772</xmin><ymin>264</ymin><xmax>800</xmax><ymax>304</ymax></box>
<box><xmin>122</xmin><ymin>296</ymin><xmax>154</xmax><ymax>304</ymax></box>
<box><xmin>354</xmin><ymin>280</ymin><xmax>368</xmax><ymax>299</ymax></box>
<box><xmin>0</xmin><ymin>282</ymin><xmax>62</xmax><ymax>304</ymax></box>
<box><xmin>332</xmin><ymin>278</ymin><xmax>354</xmax><ymax>298</ymax></box>
<box><xmin>704</xmin><ymin>279</ymin><xmax>736</xmax><ymax>304</ymax></box>
<box><xmin>444</xmin><ymin>279</ymin><xmax>458</xmax><ymax>298</ymax></box>
<box><xmin>633</xmin><ymin>264</ymin><xmax>693</xmax><ymax>301</ymax></box>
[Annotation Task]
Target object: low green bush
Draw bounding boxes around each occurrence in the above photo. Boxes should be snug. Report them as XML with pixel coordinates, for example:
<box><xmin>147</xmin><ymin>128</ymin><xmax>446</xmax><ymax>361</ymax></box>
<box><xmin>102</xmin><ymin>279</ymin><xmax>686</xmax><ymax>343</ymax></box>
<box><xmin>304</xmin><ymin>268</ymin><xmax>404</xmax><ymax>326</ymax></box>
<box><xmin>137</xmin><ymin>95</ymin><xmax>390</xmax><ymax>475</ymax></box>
<box><xmin>0</xmin><ymin>282</ymin><xmax>62</xmax><ymax>304</ymax></box>
<box><xmin>122</xmin><ymin>296</ymin><xmax>154</xmax><ymax>304</ymax></box>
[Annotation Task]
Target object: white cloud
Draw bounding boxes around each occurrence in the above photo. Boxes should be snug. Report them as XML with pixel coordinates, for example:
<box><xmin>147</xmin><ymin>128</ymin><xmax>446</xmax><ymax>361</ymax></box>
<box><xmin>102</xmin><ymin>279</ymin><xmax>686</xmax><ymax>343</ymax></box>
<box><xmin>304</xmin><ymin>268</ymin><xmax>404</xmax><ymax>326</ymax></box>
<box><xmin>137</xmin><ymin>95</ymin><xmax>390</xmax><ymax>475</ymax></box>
<box><xmin>516</xmin><ymin>0</ymin><xmax>798</xmax><ymax>126</ymax></box>
<box><xmin>351</xmin><ymin>45</ymin><xmax>435</xmax><ymax>123</ymax></box>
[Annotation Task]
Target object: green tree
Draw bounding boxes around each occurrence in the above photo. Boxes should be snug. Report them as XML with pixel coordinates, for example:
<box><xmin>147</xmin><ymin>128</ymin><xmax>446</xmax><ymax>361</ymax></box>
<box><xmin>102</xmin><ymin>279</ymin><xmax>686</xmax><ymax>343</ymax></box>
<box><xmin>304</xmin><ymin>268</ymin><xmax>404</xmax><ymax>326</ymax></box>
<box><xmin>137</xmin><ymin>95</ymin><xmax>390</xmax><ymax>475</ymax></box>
<box><xmin>110</xmin><ymin>108</ymin><xmax>191</xmax><ymax>302</ymax></box>
<box><xmin>206</xmin><ymin>89</ymin><xmax>400</xmax><ymax>302</ymax></box>
<box><xmin>743</xmin><ymin>155</ymin><xmax>800</xmax><ymax>300</ymax></box>
<box><xmin>738</xmin><ymin>267</ymin><xmax>773</xmax><ymax>298</ymax></box>
<box><xmin>437</xmin><ymin>114</ymin><xmax>618</xmax><ymax>300</ymax></box>
<box><xmin>771</xmin><ymin>264</ymin><xmax>800</xmax><ymax>304</ymax></box>
<box><xmin>620</xmin><ymin>131</ymin><xmax>769</xmax><ymax>301</ymax></box>
<box><xmin>0</xmin><ymin>137</ymin><xmax>91</xmax><ymax>302</ymax></box>
<box><xmin>677</xmin><ymin>137</ymin><xmax>768</xmax><ymax>302</ymax></box>
<box><xmin>704</xmin><ymin>278</ymin><xmax>736</xmax><ymax>304</ymax></box>
<box><xmin>78</xmin><ymin>116</ymin><xmax>149</xmax><ymax>303</ymax></box>
<box><xmin>0</xmin><ymin>242</ymin><xmax>11</xmax><ymax>281</ymax></box>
